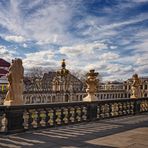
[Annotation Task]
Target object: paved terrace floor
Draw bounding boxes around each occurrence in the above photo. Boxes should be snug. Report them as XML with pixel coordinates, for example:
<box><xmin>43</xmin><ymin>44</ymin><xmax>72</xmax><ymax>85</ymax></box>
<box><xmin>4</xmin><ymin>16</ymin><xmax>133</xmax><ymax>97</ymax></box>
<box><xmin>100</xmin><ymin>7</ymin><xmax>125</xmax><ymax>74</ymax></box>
<box><xmin>0</xmin><ymin>113</ymin><xmax>148</xmax><ymax>148</ymax></box>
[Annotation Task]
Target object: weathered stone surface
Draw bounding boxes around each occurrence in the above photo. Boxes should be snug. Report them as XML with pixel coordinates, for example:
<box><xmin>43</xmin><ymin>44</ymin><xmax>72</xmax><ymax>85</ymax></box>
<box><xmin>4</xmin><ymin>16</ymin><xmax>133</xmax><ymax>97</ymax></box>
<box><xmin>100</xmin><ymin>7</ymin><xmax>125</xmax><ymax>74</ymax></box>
<box><xmin>130</xmin><ymin>74</ymin><xmax>142</xmax><ymax>99</ymax></box>
<box><xmin>83</xmin><ymin>69</ymin><xmax>98</xmax><ymax>102</ymax></box>
<box><xmin>4</xmin><ymin>58</ymin><xmax>24</xmax><ymax>106</ymax></box>
<box><xmin>0</xmin><ymin>113</ymin><xmax>148</xmax><ymax>148</ymax></box>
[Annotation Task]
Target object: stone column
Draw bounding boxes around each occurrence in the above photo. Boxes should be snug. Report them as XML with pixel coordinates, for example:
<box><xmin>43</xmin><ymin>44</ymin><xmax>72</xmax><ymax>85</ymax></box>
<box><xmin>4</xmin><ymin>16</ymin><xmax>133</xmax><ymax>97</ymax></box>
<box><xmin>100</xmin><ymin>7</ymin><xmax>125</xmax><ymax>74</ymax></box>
<box><xmin>4</xmin><ymin>58</ymin><xmax>24</xmax><ymax>106</ymax></box>
<box><xmin>83</xmin><ymin>69</ymin><xmax>99</xmax><ymax>102</ymax></box>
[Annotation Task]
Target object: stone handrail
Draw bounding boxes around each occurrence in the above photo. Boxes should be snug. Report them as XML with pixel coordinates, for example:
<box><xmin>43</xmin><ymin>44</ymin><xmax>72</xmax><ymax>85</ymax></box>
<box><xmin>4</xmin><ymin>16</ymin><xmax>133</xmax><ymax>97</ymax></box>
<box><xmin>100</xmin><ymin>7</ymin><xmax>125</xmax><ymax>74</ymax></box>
<box><xmin>0</xmin><ymin>97</ymin><xmax>148</xmax><ymax>134</ymax></box>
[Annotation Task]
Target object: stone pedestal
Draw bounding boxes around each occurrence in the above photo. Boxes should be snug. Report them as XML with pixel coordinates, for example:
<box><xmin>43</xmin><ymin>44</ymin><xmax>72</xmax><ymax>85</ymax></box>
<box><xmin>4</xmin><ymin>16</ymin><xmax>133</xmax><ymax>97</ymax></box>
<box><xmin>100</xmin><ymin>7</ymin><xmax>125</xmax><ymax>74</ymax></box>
<box><xmin>4</xmin><ymin>98</ymin><xmax>24</xmax><ymax>106</ymax></box>
<box><xmin>83</xmin><ymin>94</ymin><xmax>97</xmax><ymax>102</ymax></box>
<box><xmin>130</xmin><ymin>87</ymin><xmax>141</xmax><ymax>99</ymax></box>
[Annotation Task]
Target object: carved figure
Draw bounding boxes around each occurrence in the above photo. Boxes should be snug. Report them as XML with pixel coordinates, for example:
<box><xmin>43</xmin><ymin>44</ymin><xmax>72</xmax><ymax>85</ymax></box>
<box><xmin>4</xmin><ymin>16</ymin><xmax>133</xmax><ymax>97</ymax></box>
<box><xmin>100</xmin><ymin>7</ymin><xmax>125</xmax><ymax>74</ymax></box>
<box><xmin>130</xmin><ymin>74</ymin><xmax>141</xmax><ymax>99</ymax></box>
<box><xmin>4</xmin><ymin>58</ymin><xmax>24</xmax><ymax>105</ymax></box>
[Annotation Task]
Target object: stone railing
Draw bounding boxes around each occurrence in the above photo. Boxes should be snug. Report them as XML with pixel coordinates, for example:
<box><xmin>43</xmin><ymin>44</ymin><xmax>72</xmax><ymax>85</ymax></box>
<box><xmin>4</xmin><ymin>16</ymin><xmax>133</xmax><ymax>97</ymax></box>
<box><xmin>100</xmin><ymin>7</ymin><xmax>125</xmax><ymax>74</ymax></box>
<box><xmin>0</xmin><ymin>98</ymin><xmax>148</xmax><ymax>134</ymax></box>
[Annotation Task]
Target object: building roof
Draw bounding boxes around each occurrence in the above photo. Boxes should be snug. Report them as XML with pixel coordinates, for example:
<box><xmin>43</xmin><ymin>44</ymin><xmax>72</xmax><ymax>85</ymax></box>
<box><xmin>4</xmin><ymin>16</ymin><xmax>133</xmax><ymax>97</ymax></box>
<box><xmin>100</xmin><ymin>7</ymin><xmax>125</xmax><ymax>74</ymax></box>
<box><xmin>0</xmin><ymin>58</ymin><xmax>10</xmax><ymax>67</ymax></box>
<box><xmin>0</xmin><ymin>76</ymin><xmax>8</xmax><ymax>84</ymax></box>
<box><xmin>0</xmin><ymin>68</ymin><xmax>8</xmax><ymax>78</ymax></box>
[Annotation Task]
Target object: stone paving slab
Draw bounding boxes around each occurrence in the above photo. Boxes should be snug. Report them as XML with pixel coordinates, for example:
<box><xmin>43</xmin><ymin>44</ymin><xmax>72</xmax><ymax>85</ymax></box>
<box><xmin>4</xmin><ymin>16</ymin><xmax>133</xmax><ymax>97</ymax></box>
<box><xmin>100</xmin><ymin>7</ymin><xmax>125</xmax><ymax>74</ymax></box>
<box><xmin>0</xmin><ymin>113</ymin><xmax>148</xmax><ymax>148</ymax></box>
<box><xmin>86</xmin><ymin>127</ymin><xmax>148</xmax><ymax>148</ymax></box>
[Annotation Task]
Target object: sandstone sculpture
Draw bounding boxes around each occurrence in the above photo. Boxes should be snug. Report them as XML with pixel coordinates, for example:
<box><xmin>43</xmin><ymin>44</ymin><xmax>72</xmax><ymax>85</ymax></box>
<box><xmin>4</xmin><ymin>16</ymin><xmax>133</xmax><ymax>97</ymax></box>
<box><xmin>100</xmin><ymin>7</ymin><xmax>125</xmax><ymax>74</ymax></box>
<box><xmin>83</xmin><ymin>69</ymin><xmax>98</xmax><ymax>102</ymax></box>
<box><xmin>130</xmin><ymin>74</ymin><xmax>141</xmax><ymax>99</ymax></box>
<box><xmin>4</xmin><ymin>58</ymin><xmax>24</xmax><ymax>105</ymax></box>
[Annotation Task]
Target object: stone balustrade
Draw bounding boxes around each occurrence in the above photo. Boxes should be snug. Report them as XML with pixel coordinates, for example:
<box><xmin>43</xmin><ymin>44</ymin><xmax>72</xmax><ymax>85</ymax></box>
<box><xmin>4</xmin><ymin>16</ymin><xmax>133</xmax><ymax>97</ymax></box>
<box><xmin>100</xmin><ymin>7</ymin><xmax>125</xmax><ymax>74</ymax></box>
<box><xmin>0</xmin><ymin>97</ymin><xmax>148</xmax><ymax>134</ymax></box>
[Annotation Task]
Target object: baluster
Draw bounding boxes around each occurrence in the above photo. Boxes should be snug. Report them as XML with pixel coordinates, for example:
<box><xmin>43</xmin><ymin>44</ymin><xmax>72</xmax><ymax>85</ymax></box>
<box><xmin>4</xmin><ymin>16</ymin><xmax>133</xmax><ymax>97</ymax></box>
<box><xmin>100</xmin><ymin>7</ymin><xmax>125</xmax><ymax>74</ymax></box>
<box><xmin>1</xmin><ymin>113</ymin><xmax>8</xmax><ymax>132</ymax></box>
<box><xmin>55</xmin><ymin>108</ymin><xmax>62</xmax><ymax>125</ymax></box>
<box><xmin>63</xmin><ymin>108</ymin><xmax>69</xmax><ymax>124</ymax></box>
<box><xmin>146</xmin><ymin>100</ymin><xmax>148</xmax><ymax>111</ymax></box>
<box><xmin>23</xmin><ymin>110</ymin><xmax>30</xmax><ymax>129</ymax></box>
<box><xmin>111</xmin><ymin>103</ymin><xmax>115</xmax><ymax>117</ymax></box>
<box><xmin>69</xmin><ymin>107</ymin><xmax>75</xmax><ymax>123</ymax></box>
<box><xmin>115</xmin><ymin>103</ymin><xmax>119</xmax><ymax>116</ymax></box>
<box><xmin>76</xmin><ymin>107</ymin><xmax>81</xmax><ymax>122</ymax></box>
<box><xmin>127</xmin><ymin>102</ymin><xmax>130</xmax><ymax>114</ymax></box>
<box><xmin>39</xmin><ymin>109</ymin><xmax>46</xmax><ymax>127</ymax></box>
<box><xmin>47</xmin><ymin>109</ymin><xmax>54</xmax><ymax>126</ymax></box>
<box><xmin>82</xmin><ymin>106</ymin><xmax>87</xmax><ymax>121</ymax></box>
<box><xmin>100</xmin><ymin>105</ymin><xmax>105</xmax><ymax>118</ymax></box>
<box><xmin>104</xmin><ymin>104</ymin><xmax>110</xmax><ymax>118</ymax></box>
<box><xmin>118</xmin><ymin>103</ymin><xmax>123</xmax><ymax>116</ymax></box>
<box><xmin>130</xmin><ymin>102</ymin><xmax>134</xmax><ymax>114</ymax></box>
<box><xmin>123</xmin><ymin>102</ymin><xmax>127</xmax><ymax>115</ymax></box>
<box><xmin>97</xmin><ymin>105</ymin><xmax>100</xmax><ymax>119</ymax></box>
<box><xmin>30</xmin><ymin>109</ymin><xmax>38</xmax><ymax>128</ymax></box>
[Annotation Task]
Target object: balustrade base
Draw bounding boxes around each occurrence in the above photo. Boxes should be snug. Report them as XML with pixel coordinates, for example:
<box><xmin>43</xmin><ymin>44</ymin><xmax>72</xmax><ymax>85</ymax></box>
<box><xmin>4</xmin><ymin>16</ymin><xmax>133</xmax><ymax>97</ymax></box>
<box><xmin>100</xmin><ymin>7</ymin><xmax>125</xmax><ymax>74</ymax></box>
<box><xmin>83</xmin><ymin>94</ymin><xmax>97</xmax><ymax>102</ymax></box>
<box><xmin>3</xmin><ymin>99</ymin><xmax>24</xmax><ymax>106</ymax></box>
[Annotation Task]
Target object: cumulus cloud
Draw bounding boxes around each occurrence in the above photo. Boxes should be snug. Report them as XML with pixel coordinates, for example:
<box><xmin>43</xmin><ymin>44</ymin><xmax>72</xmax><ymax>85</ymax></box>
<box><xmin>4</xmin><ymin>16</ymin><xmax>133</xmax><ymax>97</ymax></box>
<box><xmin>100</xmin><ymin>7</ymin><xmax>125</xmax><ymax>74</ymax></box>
<box><xmin>0</xmin><ymin>0</ymin><xmax>147</xmax><ymax>81</ymax></box>
<box><xmin>99</xmin><ymin>52</ymin><xmax>119</xmax><ymax>61</ymax></box>
<box><xmin>23</xmin><ymin>50</ymin><xmax>57</xmax><ymax>70</ymax></box>
<box><xmin>0</xmin><ymin>0</ymin><xmax>80</xmax><ymax>45</ymax></box>
<box><xmin>4</xmin><ymin>35</ymin><xmax>26</xmax><ymax>43</ymax></box>
<box><xmin>22</xmin><ymin>43</ymin><xmax>27</xmax><ymax>48</ymax></box>
<box><xmin>0</xmin><ymin>45</ymin><xmax>14</xmax><ymax>61</ymax></box>
<box><xmin>60</xmin><ymin>42</ymin><xmax>108</xmax><ymax>57</ymax></box>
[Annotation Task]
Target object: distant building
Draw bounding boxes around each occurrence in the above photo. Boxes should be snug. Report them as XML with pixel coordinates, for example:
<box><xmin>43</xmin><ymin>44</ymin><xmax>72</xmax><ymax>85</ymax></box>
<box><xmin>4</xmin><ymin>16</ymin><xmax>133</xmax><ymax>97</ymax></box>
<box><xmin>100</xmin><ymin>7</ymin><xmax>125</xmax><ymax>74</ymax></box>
<box><xmin>0</xmin><ymin>58</ymin><xmax>147</xmax><ymax>104</ymax></box>
<box><xmin>23</xmin><ymin>60</ymin><xmax>84</xmax><ymax>104</ymax></box>
<box><xmin>97</xmin><ymin>81</ymin><xmax>127</xmax><ymax>100</ymax></box>
<box><xmin>124</xmin><ymin>76</ymin><xmax>148</xmax><ymax>98</ymax></box>
<box><xmin>0</xmin><ymin>58</ymin><xmax>10</xmax><ymax>104</ymax></box>
<box><xmin>23</xmin><ymin>62</ymin><xmax>148</xmax><ymax>104</ymax></box>
<box><xmin>0</xmin><ymin>58</ymin><xmax>10</xmax><ymax>77</ymax></box>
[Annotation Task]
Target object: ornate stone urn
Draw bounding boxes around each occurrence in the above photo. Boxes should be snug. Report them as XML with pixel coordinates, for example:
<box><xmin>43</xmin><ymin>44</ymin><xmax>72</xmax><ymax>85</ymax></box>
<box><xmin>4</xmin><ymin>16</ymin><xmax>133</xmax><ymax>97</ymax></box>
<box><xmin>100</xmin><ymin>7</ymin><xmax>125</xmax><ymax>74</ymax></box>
<box><xmin>83</xmin><ymin>69</ymin><xmax>98</xmax><ymax>102</ymax></box>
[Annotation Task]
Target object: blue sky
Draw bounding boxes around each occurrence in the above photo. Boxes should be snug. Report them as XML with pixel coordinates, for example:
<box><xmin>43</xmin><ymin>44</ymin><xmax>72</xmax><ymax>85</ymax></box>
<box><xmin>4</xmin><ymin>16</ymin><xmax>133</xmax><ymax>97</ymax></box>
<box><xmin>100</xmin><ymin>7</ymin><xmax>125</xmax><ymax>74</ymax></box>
<box><xmin>0</xmin><ymin>0</ymin><xmax>148</xmax><ymax>81</ymax></box>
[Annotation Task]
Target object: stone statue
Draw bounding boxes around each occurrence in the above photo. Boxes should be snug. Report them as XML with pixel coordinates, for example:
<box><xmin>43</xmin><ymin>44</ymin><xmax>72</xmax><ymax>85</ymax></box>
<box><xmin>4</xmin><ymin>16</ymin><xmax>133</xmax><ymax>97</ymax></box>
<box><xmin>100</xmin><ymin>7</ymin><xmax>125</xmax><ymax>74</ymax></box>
<box><xmin>4</xmin><ymin>58</ymin><xmax>24</xmax><ymax>105</ymax></box>
<box><xmin>130</xmin><ymin>74</ymin><xmax>141</xmax><ymax>99</ymax></box>
<box><xmin>83</xmin><ymin>69</ymin><xmax>99</xmax><ymax>102</ymax></box>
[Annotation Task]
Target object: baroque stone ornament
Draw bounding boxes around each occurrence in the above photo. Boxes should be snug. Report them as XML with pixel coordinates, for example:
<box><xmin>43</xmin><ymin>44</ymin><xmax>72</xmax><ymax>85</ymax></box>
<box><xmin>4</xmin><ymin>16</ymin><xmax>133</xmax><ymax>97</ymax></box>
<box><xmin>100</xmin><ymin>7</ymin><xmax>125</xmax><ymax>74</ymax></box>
<box><xmin>83</xmin><ymin>69</ymin><xmax>98</xmax><ymax>102</ymax></box>
<box><xmin>57</xmin><ymin>59</ymin><xmax>69</xmax><ymax>77</ymax></box>
<box><xmin>4</xmin><ymin>58</ymin><xmax>24</xmax><ymax>105</ymax></box>
<box><xmin>130</xmin><ymin>74</ymin><xmax>141</xmax><ymax>99</ymax></box>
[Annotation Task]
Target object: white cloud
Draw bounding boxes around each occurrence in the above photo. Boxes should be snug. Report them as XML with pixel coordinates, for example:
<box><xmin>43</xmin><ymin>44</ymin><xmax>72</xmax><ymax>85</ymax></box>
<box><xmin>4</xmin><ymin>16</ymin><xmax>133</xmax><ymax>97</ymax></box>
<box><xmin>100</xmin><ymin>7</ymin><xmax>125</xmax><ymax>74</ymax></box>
<box><xmin>0</xmin><ymin>1</ymin><xmax>147</xmax><ymax>81</ymax></box>
<box><xmin>60</xmin><ymin>42</ymin><xmax>108</xmax><ymax>57</ymax></box>
<box><xmin>101</xmin><ymin>15</ymin><xmax>148</xmax><ymax>31</ymax></box>
<box><xmin>129</xmin><ymin>39</ymin><xmax>148</xmax><ymax>53</ymax></box>
<box><xmin>23</xmin><ymin>50</ymin><xmax>57</xmax><ymax>70</ymax></box>
<box><xmin>99</xmin><ymin>52</ymin><xmax>119</xmax><ymax>61</ymax></box>
<box><xmin>0</xmin><ymin>45</ymin><xmax>14</xmax><ymax>61</ymax></box>
<box><xmin>4</xmin><ymin>35</ymin><xmax>26</xmax><ymax>43</ymax></box>
<box><xmin>23</xmin><ymin>43</ymin><xmax>27</xmax><ymax>48</ymax></box>
<box><xmin>136</xmin><ymin>54</ymin><xmax>148</xmax><ymax>66</ymax></box>
<box><xmin>106</xmin><ymin>64</ymin><xmax>120</xmax><ymax>73</ymax></box>
<box><xmin>22</xmin><ymin>1</ymin><xmax>77</xmax><ymax>45</ymax></box>
<box><xmin>76</xmin><ymin>13</ymin><xmax>148</xmax><ymax>40</ymax></box>
<box><xmin>84</xmin><ymin>64</ymin><xmax>96</xmax><ymax>71</ymax></box>
<box><xmin>131</xmin><ymin>0</ymin><xmax>148</xmax><ymax>2</ymax></box>
<box><xmin>0</xmin><ymin>0</ymin><xmax>79</xmax><ymax>45</ymax></box>
<box><xmin>135</xmin><ymin>65</ymin><xmax>148</xmax><ymax>74</ymax></box>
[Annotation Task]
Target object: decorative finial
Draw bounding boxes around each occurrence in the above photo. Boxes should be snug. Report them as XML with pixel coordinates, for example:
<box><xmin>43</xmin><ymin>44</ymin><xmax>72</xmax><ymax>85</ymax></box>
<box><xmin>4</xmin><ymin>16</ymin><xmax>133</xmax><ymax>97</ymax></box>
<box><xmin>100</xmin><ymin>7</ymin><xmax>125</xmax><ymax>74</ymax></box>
<box><xmin>57</xmin><ymin>59</ymin><xmax>69</xmax><ymax>77</ymax></box>
<box><xmin>61</xmin><ymin>59</ymin><xmax>66</xmax><ymax>69</ymax></box>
